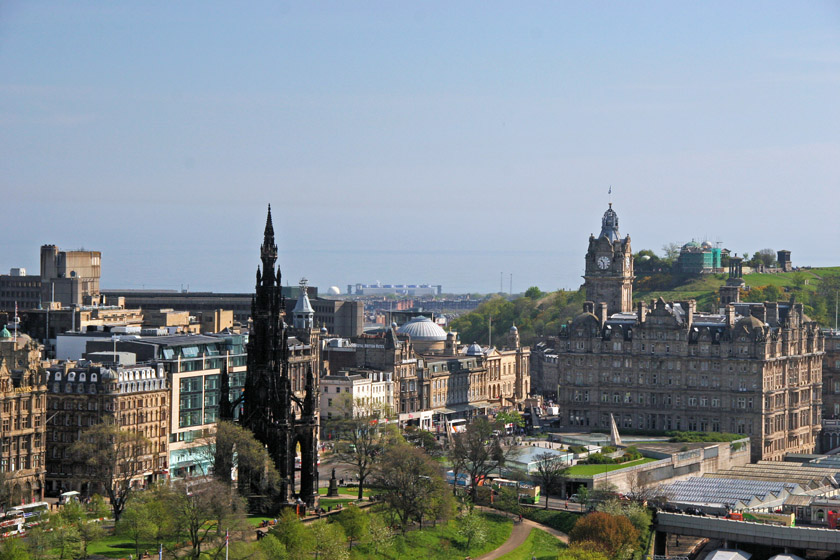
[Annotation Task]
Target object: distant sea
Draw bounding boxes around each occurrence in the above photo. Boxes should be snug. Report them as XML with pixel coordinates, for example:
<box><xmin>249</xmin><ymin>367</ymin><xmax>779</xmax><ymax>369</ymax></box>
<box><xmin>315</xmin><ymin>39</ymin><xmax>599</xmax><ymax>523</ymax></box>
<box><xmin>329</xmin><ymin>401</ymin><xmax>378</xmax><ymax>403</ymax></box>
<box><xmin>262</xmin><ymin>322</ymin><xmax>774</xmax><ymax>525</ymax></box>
<box><xmin>105</xmin><ymin>247</ymin><xmax>585</xmax><ymax>296</ymax></box>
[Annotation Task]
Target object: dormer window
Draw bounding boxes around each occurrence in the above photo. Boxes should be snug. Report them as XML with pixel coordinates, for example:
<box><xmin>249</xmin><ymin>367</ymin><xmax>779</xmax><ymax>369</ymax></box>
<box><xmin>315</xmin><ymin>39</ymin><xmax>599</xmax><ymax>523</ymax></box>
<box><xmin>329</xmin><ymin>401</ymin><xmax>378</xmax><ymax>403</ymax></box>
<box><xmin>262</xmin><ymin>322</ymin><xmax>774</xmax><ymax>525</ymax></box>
<box><xmin>91</xmin><ymin>373</ymin><xmax>97</xmax><ymax>383</ymax></box>
<box><xmin>79</xmin><ymin>373</ymin><xmax>86</xmax><ymax>382</ymax></box>
<box><xmin>55</xmin><ymin>372</ymin><xmax>62</xmax><ymax>381</ymax></box>
<box><xmin>68</xmin><ymin>372</ymin><xmax>75</xmax><ymax>382</ymax></box>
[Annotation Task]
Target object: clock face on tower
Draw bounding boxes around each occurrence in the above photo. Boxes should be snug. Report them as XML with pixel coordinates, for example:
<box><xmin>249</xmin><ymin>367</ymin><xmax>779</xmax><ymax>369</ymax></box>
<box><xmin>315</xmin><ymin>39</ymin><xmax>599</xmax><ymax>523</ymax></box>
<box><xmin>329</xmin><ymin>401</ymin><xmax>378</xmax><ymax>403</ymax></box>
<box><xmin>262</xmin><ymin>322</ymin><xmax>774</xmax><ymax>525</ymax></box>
<box><xmin>597</xmin><ymin>256</ymin><xmax>611</xmax><ymax>270</ymax></box>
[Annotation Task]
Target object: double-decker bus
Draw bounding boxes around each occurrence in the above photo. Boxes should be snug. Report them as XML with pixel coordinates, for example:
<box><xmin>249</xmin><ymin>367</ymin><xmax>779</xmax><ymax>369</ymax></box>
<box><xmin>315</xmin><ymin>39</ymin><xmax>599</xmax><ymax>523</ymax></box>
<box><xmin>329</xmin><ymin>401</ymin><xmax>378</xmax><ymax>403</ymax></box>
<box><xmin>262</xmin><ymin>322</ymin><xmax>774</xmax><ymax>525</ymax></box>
<box><xmin>0</xmin><ymin>512</ymin><xmax>24</xmax><ymax>538</ymax></box>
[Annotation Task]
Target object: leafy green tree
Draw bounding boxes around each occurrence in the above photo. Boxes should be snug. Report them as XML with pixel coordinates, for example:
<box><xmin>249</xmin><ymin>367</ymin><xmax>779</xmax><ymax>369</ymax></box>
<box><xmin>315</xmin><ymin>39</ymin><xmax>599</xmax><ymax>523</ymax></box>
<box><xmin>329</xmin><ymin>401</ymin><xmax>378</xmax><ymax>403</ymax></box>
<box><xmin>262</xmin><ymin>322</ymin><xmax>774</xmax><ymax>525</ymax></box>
<box><xmin>271</xmin><ymin>509</ymin><xmax>315</xmax><ymax>560</ymax></box>
<box><xmin>329</xmin><ymin>393</ymin><xmax>394</xmax><ymax>500</ymax></box>
<box><xmin>49</xmin><ymin>516</ymin><xmax>81</xmax><ymax>560</ymax></box>
<box><xmin>310</xmin><ymin>521</ymin><xmax>349</xmax><ymax>560</ymax></box>
<box><xmin>374</xmin><ymin>441</ymin><xmax>447</xmax><ymax>533</ymax></box>
<box><xmin>25</xmin><ymin>525</ymin><xmax>52</xmax><ymax>560</ymax></box>
<box><xmin>556</xmin><ymin>545</ymin><xmax>610</xmax><ymax>560</ymax></box>
<box><xmin>332</xmin><ymin>504</ymin><xmax>369</xmax><ymax>550</ymax></box>
<box><xmin>164</xmin><ymin>479</ymin><xmax>249</xmax><ymax>560</ymax></box>
<box><xmin>118</xmin><ymin>499</ymin><xmax>155</xmax><ymax>559</ymax></box>
<box><xmin>661</xmin><ymin>243</ymin><xmax>681</xmax><ymax>263</ymax></box>
<box><xmin>524</xmin><ymin>286</ymin><xmax>544</xmax><ymax>299</ymax></box>
<box><xmin>365</xmin><ymin>515</ymin><xmax>394</xmax><ymax>556</ymax></box>
<box><xmin>457</xmin><ymin>508</ymin><xmax>487</xmax><ymax>550</ymax></box>
<box><xmin>595</xmin><ymin>499</ymin><xmax>651</xmax><ymax>537</ymax></box>
<box><xmin>0</xmin><ymin>537</ymin><xmax>31</xmax><ymax>560</ymax></box>
<box><xmin>86</xmin><ymin>494</ymin><xmax>110</xmax><ymax>519</ymax></box>
<box><xmin>534</xmin><ymin>452</ymin><xmax>568</xmax><ymax>508</ymax></box>
<box><xmin>208</xmin><ymin>421</ymin><xmax>280</xmax><ymax>500</ymax></box>
<box><xmin>449</xmin><ymin>417</ymin><xmax>507</xmax><ymax>502</ymax></box>
<box><xmin>57</xmin><ymin>502</ymin><xmax>106</xmax><ymax>560</ymax></box>
<box><xmin>494</xmin><ymin>486</ymin><xmax>521</xmax><ymax>517</ymax></box>
<box><xmin>70</xmin><ymin>419</ymin><xmax>151</xmax><ymax>522</ymax></box>
<box><xmin>570</xmin><ymin>511</ymin><xmax>639</xmax><ymax>560</ymax></box>
<box><xmin>253</xmin><ymin>534</ymin><xmax>288</xmax><ymax>560</ymax></box>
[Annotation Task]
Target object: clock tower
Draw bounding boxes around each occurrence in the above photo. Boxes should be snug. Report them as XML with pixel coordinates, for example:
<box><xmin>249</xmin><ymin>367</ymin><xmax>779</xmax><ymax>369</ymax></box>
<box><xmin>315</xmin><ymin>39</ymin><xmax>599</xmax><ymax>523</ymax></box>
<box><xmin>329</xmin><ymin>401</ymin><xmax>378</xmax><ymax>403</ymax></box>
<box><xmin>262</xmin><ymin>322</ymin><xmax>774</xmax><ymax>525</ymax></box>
<box><xmin>583</xmin><ymin>204</ymin><xmax>634</xmax><ymax>316</ymax></box>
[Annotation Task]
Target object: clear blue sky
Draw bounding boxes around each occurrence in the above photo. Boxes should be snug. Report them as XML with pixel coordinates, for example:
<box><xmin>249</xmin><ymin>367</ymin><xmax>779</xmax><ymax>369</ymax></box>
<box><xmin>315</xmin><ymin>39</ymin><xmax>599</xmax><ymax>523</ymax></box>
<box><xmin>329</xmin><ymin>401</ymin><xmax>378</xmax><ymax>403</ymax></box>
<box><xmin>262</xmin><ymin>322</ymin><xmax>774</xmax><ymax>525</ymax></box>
<box><xmin>2</xmin><ymin>2</ymin><xmax>839</xmax><ymax>293</ymax></box>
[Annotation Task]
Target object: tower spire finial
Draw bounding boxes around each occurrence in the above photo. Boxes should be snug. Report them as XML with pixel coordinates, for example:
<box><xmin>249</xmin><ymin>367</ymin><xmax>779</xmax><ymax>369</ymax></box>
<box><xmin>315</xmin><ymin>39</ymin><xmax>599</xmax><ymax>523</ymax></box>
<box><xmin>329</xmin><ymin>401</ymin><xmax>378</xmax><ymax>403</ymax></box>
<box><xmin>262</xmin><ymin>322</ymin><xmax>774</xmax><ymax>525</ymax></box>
<box><xmin>260</xmin><ymin>204</ymin><xmax>278</xmax><ymax>284</ymax></box>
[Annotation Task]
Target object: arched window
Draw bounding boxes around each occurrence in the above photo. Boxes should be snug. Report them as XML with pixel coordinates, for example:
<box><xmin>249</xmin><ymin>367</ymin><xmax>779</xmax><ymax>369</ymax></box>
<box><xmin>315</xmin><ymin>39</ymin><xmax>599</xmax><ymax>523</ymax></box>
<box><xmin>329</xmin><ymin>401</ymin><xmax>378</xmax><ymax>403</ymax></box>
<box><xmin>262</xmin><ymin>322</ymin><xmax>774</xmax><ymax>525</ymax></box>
<box><xmin>91</xmin><ymin>373</ymin><xmax>97</xmax><ymax>383</ymax></box>
<box><xmin>55</xmin><ymin>372</ymin><xmax>62</xmax><ymax>381</ymax></box>
<box><xmin>79</xmin><ymin>372</ymin><xmax>86</xmax><ymax>382</ymax></box>
<box><xmin>68</xmin><ymin>372</ymin><xmax>75</xmax><ymax>382</ymax></box>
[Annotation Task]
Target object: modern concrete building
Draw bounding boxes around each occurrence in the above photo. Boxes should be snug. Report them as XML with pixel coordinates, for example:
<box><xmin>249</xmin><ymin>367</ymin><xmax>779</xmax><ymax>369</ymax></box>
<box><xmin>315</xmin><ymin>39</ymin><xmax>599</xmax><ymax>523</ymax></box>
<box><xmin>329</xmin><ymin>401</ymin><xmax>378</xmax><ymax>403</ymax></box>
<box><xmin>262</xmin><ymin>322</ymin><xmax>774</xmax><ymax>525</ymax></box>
<box><xmin>0</xmin><ymin>269</ymin><xmax>41</xmax><ymax>311</ymax></box>
<box><xmin>40</xmin><ymin>245</ymin><xmax>101</xmax><ymax>308</ymax></box>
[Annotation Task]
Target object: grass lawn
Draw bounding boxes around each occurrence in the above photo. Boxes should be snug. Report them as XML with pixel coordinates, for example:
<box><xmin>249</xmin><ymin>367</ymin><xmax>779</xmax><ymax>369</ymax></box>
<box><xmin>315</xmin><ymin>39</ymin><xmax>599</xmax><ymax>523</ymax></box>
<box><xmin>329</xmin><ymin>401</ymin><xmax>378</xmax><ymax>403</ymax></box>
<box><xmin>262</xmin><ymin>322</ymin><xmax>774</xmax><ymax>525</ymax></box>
<box><xmin>521</xmin><ymin>508</ymin><xmax>580</xmax><ymax>534</ymax></box>
<box><xmin>248</xmin><ymin>514</ymin><xmax>275</xmax><ymax>527</ymax></box>
<box><xmin>85</xmin><ymin>533</ymin><xmax>170</xmax><ymax>559</ymax></box>
<box><xmin>497</xmin><ymin>528</ymin><xmax>567</xmax><ymax>560</ymax></box>
<box><xmin>319</xmin><ymin>497</ymin><xmax>357</xmax><ymax>508</ymax></box>
<box><xmin>350</xmin><ymin>511</ymin><xmax>511</xmax><ymax>560</ymax></box>
<box><xmin>319</xmin><ymin>485</ymin><xmax>376</xmax><ymax>497</ymax></box>
<box><xmin>565</xmin><ymin>458</ymin><xmax>656</xmax><ymax>476</ymax></box>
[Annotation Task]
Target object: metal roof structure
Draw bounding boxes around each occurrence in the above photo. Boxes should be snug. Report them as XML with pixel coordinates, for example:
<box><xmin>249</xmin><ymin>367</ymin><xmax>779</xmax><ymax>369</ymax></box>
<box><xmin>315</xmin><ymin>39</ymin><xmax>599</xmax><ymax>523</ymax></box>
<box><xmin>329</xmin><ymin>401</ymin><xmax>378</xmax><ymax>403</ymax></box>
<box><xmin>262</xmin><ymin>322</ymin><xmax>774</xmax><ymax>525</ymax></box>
<box><xmin>661</xmin><ymin>477</ymin><xmax>801</xmax><ymax>510</ymax></box>
<box><xmin>703</xmin><ymin>462</ymin><xmax>839</xmax><ymax>491</ymax></box>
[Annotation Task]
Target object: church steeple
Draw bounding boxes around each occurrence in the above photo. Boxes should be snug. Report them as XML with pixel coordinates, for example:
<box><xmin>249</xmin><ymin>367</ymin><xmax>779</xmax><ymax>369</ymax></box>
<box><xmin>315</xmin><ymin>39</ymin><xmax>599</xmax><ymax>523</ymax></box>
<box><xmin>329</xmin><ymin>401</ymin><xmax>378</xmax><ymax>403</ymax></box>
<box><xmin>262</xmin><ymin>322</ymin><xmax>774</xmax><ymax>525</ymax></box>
<box><xmin>260</xmin><ymin>204</ymin><xmax>278</xmax><ymax>286</ymax></box>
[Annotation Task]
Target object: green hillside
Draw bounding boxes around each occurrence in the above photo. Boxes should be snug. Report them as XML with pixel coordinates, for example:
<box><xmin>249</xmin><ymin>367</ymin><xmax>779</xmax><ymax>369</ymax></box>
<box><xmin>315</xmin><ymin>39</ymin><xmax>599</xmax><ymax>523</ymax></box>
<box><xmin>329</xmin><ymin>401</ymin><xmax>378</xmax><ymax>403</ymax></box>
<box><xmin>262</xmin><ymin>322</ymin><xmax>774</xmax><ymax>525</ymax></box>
<box><xmin>450</xmin><ymin>268</ymin><xmax>840</xmax><ymax>346</ymax></box>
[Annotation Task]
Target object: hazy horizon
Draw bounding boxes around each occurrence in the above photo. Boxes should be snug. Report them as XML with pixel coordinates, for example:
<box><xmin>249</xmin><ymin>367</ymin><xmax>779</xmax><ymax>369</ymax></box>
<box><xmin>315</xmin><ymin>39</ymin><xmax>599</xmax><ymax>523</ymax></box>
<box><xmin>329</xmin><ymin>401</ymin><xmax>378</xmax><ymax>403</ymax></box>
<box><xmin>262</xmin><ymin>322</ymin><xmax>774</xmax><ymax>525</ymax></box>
<box><xmin>3</xmin><ymin>2</ymin><xmax>839</xmax><ymax>294</ymax></box>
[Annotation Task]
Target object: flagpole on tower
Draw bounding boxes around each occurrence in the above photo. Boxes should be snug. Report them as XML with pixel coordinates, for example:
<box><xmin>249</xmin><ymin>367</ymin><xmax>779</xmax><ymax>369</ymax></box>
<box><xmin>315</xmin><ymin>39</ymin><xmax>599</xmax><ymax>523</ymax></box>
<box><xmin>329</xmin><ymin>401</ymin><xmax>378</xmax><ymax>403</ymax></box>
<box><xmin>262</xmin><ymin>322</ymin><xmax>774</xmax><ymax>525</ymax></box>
<box><xmin>608</xmin><ymin>185</ymin><xmax>612</xmax><ymax>206</ymax></box>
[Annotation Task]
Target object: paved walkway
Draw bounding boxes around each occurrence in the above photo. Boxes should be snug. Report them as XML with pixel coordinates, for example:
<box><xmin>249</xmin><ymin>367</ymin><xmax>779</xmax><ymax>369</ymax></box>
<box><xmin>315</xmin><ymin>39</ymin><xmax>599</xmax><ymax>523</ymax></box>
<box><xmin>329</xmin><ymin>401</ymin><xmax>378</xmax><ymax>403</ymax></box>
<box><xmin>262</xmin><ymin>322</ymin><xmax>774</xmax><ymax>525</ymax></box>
<box><xmin>476</xmin><ymin>508</ymin><xmax>569</xmax><ymax>560</ymax></box>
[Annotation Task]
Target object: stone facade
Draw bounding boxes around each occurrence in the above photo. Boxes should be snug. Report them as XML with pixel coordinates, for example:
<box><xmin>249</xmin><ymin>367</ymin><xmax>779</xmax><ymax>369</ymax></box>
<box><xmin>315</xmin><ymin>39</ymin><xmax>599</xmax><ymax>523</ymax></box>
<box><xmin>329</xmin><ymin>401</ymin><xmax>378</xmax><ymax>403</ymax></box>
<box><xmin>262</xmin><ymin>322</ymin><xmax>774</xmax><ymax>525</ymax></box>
<box><xmin>44</xmin><ymin>362</ymin><xmax>169</xmax><ymax>495</ymax></box>
<box><xmin>0</xmin><ymin>333</ymin><xmax>47</xmax><ymax>504</ymax></box>
<box><xmin>557</xmin><ymin>205</ymin><xmax>824</xmax><ymax>462</ymax></box>
<box><xmin>820</xmin><ymin>331</ymin><xmax>840</xmax><ymax>452</ymax></box>
<box><xmin>583</xmin><ymin>204</ymin><xmax>633</xmax><ymax>317</ymax></box>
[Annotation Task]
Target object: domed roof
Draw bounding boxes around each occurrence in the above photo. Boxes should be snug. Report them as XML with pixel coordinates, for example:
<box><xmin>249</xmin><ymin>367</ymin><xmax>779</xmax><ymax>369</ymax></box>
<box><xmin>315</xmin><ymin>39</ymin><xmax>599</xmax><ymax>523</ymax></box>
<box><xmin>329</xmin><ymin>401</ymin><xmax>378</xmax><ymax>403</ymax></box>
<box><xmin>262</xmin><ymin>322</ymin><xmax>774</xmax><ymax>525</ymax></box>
<box><xmin>509</xmin><ymin>324</ymin><xmax>518</xmax><ymax>332</ymax></box>
<box><xmin>571</xmin><ymin>311</ymin><xmax>599</xmax><ymax>329</ymax></box>
<box><xmin>683</xmin><ymin>241</ymin><xmax>700</xmax><ymax>249</ymax></box>
<box><xmin>397</xmin><ymin>316</ymin><xmax>447</xmax><ymax>341</ymax></box>
<box><xmin>0</xmin><ymin>326</ymin><xmax>10</xmax><ymax>339</ymax></box>
<box><xmin>599</xmin><ymin>204</ymin><xmax>621</xmax><ymax>242</ymax></box>
<box><xmin>465</xmin><ymin>343</ymin><xmax>484</xmax><ymax>356</ymax></box>
<box><xmin>735</xmin><ymin>315</ymin><xmax>765</xmax><ymax>332</ymax></box>
<box><xmin>701</xmin><ymin>241</ymin><xmax>713</xmax><ymax>249</ymax></box>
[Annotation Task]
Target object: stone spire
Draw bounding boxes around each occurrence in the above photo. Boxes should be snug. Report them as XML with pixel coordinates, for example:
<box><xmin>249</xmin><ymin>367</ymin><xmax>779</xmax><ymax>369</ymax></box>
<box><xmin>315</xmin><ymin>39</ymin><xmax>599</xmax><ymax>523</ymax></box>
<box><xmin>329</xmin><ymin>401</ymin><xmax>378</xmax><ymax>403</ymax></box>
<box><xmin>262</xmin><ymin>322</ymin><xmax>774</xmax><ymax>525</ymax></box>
<box><xmin>260</xmin><ymin>204</ymin><xmax>278</xmax><ymax>286</ymax></box>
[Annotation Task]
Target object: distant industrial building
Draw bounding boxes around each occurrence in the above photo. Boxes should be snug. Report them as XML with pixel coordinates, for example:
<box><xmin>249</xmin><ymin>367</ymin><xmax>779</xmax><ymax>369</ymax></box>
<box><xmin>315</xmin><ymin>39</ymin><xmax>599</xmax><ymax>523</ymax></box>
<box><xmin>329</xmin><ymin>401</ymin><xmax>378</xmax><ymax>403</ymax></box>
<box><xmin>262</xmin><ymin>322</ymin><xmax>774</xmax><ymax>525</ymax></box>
<box><xmin>0</xmin><ymin>268</ymin><xmax>40</xmax><ymax>311</ymax></box>
<box><xmin>351</xmin><ymin>283</ymin><xmax>442</xmax><ymax>296</ymax></box>
<box><xmin>40</xmin><ymin>245</ymin><xmax>101</xmax><ymax>307</ymax></box>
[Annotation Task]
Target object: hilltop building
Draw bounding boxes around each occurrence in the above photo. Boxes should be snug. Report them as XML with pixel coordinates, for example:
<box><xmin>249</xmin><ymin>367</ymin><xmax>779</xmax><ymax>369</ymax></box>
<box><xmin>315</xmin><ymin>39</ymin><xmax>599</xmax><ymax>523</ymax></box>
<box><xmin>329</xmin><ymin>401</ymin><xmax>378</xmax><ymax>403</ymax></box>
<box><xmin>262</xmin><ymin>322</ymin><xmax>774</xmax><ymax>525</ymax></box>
<box><xmin>556</xmin><ymin>205</ymin><xmax>824</xmax><ymax>461</ymax></box>
<box><xmin>676</xmin><ymin>241</ymin><xmax>724</xmax><ymax>274</ymax></box>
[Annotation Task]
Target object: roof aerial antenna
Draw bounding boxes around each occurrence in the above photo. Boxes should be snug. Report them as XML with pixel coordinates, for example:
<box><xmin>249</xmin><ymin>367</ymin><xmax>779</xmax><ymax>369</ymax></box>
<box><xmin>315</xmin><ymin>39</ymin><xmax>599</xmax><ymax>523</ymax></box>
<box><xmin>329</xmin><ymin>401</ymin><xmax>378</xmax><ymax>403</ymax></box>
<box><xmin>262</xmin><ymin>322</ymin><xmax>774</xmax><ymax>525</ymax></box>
<box><xmin>608</xmin><ymin>185</ymin><xmax>612</xmax><ymax>208</ymax></box>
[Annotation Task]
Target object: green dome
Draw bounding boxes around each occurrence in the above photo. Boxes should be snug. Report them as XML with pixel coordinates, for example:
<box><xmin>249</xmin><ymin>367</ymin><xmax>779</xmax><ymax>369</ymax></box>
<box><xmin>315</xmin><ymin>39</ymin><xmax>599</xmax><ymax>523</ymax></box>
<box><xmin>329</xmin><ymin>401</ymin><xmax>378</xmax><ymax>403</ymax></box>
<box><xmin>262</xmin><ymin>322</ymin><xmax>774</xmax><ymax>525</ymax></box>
<box><xmin>0</xmin><ymin>325</ymin><xmax>11</xmax><ymax>339</ymax></box>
